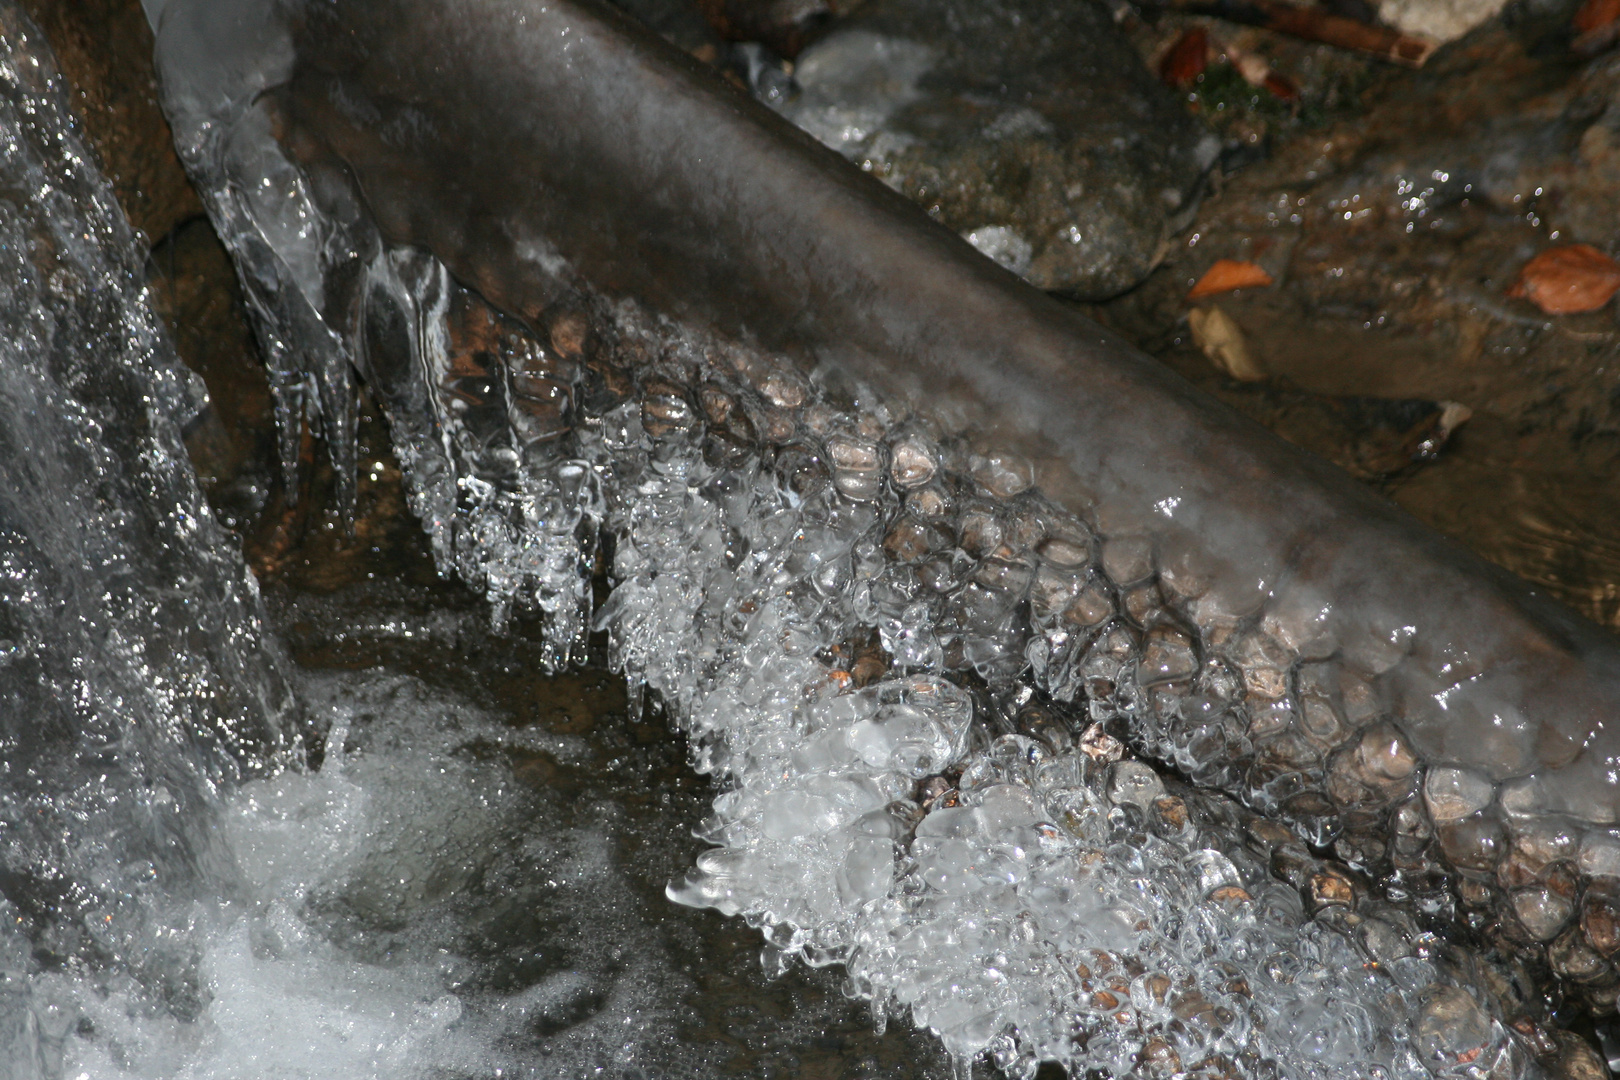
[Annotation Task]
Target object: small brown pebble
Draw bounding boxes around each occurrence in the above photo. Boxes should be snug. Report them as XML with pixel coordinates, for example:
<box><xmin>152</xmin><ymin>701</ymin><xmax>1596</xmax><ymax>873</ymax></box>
<box><xmin>1140</xmin><ymin>1037</ymin><xmax>1182</xmax><ymax>1076</ymax></box>
<box><xmin>1581</xmin><ymin>885</ymin><xmax>1620</xmax><ymax>955</ymax></box>
<box><xmin>883</xmin><ymin>518</ymin><xmax>948</xmax><ymax>563</ymax></box>
<box><xmin>1210</xmin><ymin>885</ymin><xmax>1254</xmax><ymax>903</ymax></box>
<box><xmin>1308</xmin><ymin>871</ymin><xmax>1355</xmax><ymax>910</ymax></box>
<box><xmin>1151</xmin><ymin>794</ymin><xmax>1189</xmax><ymax>831</ymax></box>
<box><xmin>1079</xmin><ymin>722</ymin><xmax>1125</xmax><ymax>763</ymax></box>
<box><xmin>1091</xmin><ymin>990</ymin><xmax>1120</xmax><ymax>1010</ymax></box>
<box><xmin>917</xmin><ymin>775</ymin><xmax>951</xmax><ymax>808</ymax></box>
<box><xmin>1172</xmin><ymin>989</ymin><xmax>1216</xmax><ymax>1022</ymax></box>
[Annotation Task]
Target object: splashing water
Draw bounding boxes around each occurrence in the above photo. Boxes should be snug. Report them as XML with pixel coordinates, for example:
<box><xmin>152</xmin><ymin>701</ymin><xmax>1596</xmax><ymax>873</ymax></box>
<box><xmin>0</xmin><ymin>2</ymin><xmax>296</xmax><ymax>1052</ymax></box>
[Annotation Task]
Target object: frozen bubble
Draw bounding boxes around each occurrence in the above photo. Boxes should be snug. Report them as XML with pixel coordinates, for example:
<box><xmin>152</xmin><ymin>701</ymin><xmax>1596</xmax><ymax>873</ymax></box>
<box><xmin>1101</xmin><ymin>535</ymin><xmax>1154</xmax><ymax>586</ymax></box>
<box><xmin>969</xmin><ymin>452</ymin><xmax>1034</xmax><ymax>498</ymax></box>
<box><xmin>889</xmin><ymin>429</ymin><xmax>940</xmax><ymax>488</ymax></box>
<box><xmin>827</xmin><ymin>431</ymin><xmax>886</xmax><ymax>501</ymax></box>
<box><xmin>1107</xmin><ymin>761</ymin><xmax>1166</xmax><ymax>811</ymax></box>
<box><xmin>1580</xmin><ymin>831</ymin><xmax>1620</xmax><ymax>880</ymax></box>
<box><xmin>1139</xmin><ymin>626</ymin><xmax>1196</xmax><ymax>685</ymax></box>
<box><xmin>847</xmin><ymin>676</ymin><xmax>973</xmax><ymax>777</ymax></box>
<box><xmin>1413</xmin><ymin>986</ymin><xmax>1494</xmax><ymax>1067</ymax></box>
<box><xmin>1425</xmin><ymin>766</ymin><xmax>1494</xmax><ymax>823</ymax></box>
<box><xmin>1512</xmin><ymin>886</ymin><xmax>1573</xmax><ymax>941</ymax></box>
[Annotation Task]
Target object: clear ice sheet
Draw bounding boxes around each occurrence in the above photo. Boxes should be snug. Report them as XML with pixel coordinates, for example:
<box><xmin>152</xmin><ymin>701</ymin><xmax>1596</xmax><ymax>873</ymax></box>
<box><xmin>142</xmin><ymin>0</ymin><xmax>1581</xmax><ymax>1077</ymax></box>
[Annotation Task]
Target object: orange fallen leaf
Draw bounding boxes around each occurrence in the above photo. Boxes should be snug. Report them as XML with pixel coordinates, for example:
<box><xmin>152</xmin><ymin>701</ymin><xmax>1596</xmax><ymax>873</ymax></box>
<box><xmin>1574</xmin><ymin>0</ymin><xmax>1620</xmax><ymax>33</ymax></box>
<box><xmin>1160</xmin><ymin>27</ymin><xmax>1209</xmax><ymax>88</ymax></box>
<box><xmin>1187</xmin><ymin>259</ymin><xmax>1274</xmax><ymax>300</ymax></box>
<box><xmin>1263</xmin><ymin>72</ymin><xmax>1300</xmax><ymax>101</ymax></box>
<box><xmin>1506</xmin><ymin>244</ymin><xmax>1620</xmax><ymax>314</ymax></box>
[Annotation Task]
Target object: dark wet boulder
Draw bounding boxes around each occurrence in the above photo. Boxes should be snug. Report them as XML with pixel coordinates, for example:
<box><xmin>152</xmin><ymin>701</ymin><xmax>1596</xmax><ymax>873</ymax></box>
<box><xmin>772</xmin><ymin>0</ymin><xmax>1220</xmax><ymax>297</ymax></box>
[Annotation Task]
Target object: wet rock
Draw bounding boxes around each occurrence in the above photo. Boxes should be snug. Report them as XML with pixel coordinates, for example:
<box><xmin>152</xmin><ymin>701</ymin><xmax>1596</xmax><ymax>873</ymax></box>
<box><xmin>772</xmin><ymin>0</ymin><xmax>1218</xmax><ymax>296</ymax></box>
<box><xmin>147</xmin><ymin>219</ymin><xmax>274</xmax><ymax>507</ymax></box>
<box><xmin>17</xmin><ymin>0</ymin><xmax>201</xmax><ymax>241</ymax></box>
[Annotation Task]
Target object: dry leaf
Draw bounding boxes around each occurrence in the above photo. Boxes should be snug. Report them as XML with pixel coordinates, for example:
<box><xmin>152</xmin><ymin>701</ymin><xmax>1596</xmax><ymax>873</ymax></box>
<box><xmin>1263</xmin><ymin>72</ymin><xmax>1301</xmax><ymax>101</ymax></box>
<box><xmin>1188</xmin><ymin>306</ymin><xmax>1266</xmax><ymax>381</ymax></box>
<box><xmin>1159</xmin><ymin>27</ymin><xmax>1209</xmax><ymax>88</ymax></box>
<box><xmin>1188</xmin><ymin>258</ymin><xmax>1274</xmax><ymax>299</ymax></box>
<box><xmin>1506</xmin><ymin>244</ymin><xmax>1620</xmax><ymax>315</ymax></box>
<box><xmin>1574</xmin><ymin>0</ymin><xmax>1620</xmax><ymax>33</ymax></box>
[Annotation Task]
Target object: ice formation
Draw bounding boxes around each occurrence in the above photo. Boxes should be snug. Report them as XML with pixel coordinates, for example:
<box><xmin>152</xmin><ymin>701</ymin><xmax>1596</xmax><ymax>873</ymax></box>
<box><xmin>131</xmin><ymin>0</ymin><xmax>1607</xmax><ymax>1070</ymax></box>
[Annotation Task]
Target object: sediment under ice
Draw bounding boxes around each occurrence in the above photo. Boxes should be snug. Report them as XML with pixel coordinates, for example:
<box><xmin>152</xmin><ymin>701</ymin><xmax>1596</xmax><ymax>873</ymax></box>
<box><xmin>126</xmin><ymin>1</ymin><xmax>1620</xmax><ymax>1077</ymax></box>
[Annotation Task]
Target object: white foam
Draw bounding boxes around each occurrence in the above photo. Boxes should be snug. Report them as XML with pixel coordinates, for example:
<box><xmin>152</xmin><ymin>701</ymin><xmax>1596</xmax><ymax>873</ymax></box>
<box><xmin>42</xmin><ymin>670</ymin><xmax>692</xmax><ymax>1080</ymax></box>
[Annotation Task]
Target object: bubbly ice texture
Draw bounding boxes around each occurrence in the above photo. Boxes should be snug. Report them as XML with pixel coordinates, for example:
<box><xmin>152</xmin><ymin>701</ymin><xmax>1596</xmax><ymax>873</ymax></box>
<box><xmin>0</xmin><ymin>0</ymin><xmax>296</xmax><ymax>1029</ymax></box>
<box><xmin>139</xmin><ymin>4</ymin><xmax>1597</xmax><ymax>1074</ymax></box>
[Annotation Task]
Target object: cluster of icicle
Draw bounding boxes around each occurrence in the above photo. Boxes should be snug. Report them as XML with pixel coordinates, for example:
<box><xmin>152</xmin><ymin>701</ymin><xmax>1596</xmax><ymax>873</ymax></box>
<box><xmin>147</xmin><ymin>6</ymin><xmax>1577</xmax><ymax>1079</ymax></box>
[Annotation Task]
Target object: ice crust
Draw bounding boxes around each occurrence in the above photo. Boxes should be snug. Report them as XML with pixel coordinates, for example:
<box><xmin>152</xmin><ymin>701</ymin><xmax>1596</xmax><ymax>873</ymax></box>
<box><xmin>143</xmin><ymin>1</ymin><xmax>1568</xmax><ymax>1076</ymax></box>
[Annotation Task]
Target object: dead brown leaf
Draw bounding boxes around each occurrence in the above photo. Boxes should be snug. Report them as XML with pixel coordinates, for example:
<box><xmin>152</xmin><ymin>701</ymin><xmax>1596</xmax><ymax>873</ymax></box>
<box><xmin>1187</xmin><ymin>258</ymin><xmax>1274</xmax><ymax>300</ymax></box>
<box><xmin>1506</xmin><ymin>244</ymin><xmax>1620</xmax><ymax>315</ymax></box>
<box><xmin>1159</xmin><ymin>27</ymin><xmax>1210</xmax><ymax>88</ymax></box>
<box><xmin>1574</xmin><ymin>0</ymin><xmax>1620</xmax><ymax>33</ymax></box>
<box><xmin>1188</xmin><ymin>305</ymin><xmax>1266</xmax><ymax>381</ymax></box>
